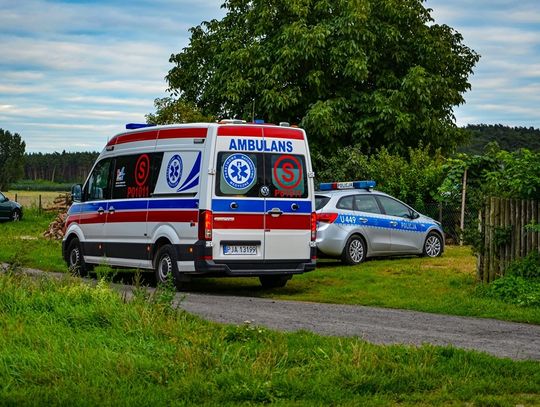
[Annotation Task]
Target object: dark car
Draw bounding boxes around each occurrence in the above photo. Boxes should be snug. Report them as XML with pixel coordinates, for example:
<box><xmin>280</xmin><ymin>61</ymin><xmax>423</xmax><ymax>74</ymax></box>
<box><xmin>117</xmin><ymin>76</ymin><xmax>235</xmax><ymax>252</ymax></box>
<box><xmin>0</xmin><ymin>192</ymin><xmax>23</xmax><ymax>221</ymax></box>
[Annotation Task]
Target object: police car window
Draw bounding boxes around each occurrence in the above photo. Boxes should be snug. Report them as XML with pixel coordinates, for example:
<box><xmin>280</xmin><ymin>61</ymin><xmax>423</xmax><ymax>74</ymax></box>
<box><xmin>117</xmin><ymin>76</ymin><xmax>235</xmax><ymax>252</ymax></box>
<box><xmin>354</xmin><ymin>195</ymin><xmax>381</xmax><ymax>214</ymax></box>
<box><xmin>216</xmin><ymin>152</ymin><xmax>262</xmax><ymax>197</ymax></box>
<box><xmin>85</xmin><ymin>159</ymin><xmax>112</xmax><ymax>201</ymax></box>
<box><xmin>112</xmin><ymin>153</ymin><xmax>163</xmax><ymax>200</ymax></box>
<box><xmin>377</xmin><ymin>196</ymin><xmax>411</xmax><ymax>218</ymax></box>
<box><xmin>336</xmin><ymin>195</ymin><xmax>354</xmax><ymax>210</ymax></box>
<box><xmin>315</xmin><ymin>195</ymin><xmax>330</xmax><ymax>210</ymax></box>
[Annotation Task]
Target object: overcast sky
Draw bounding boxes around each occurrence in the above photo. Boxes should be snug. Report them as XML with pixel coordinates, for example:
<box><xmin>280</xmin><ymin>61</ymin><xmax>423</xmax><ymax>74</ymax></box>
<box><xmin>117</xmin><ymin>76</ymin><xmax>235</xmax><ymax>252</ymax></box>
<box><xmin>1</xmin><ymin>0</ymin><xmax>538</xmax><ymax>153</ymax></box>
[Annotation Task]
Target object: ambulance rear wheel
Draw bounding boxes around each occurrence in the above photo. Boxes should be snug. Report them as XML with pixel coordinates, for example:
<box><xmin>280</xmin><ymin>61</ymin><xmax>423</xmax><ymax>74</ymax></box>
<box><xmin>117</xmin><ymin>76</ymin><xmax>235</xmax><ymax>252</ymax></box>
<box><xmin>259</xmin><ymin>275</ymin><xmax>291</xmax><ymax>289</ymax></box>
<box><xmin>154</xmin><ymin>244</ymin><xmax>181</xmax><ymax>290</ymax></box>
<box><xmin>341</xmin><ymin>235</ymin><xmax>366</xmax><ymax>265</ymax></box>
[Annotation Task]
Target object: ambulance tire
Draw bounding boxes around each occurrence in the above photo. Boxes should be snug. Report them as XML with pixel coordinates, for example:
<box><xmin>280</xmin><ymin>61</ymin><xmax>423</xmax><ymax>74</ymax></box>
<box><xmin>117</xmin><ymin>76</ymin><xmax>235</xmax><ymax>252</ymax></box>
<box><xmin>259</xmin><ymin>275</ymin><xmax>291</xmax><ymax>289</ymax></box>
<box><xmin>154</xmin><ymin>244</ymin><xmax>182</xmax><ymax>290</ymax></box>
<box><xmin>341</xmin><ymin>235</ymin><xmax>366</xmax><ymax>265</ymax></box>
<box><xmin>66</xmin><ymin>238</ymin><xmax>90</xmax><ymax>277</ymax></box>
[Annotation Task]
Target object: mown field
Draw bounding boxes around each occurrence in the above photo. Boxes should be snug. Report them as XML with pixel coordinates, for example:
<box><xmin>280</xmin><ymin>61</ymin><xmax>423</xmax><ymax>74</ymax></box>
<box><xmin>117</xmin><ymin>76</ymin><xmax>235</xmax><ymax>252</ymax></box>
<box><xmin>1</xmin><ymin>209</ymin><xmax>539</xmax><ymax>325</ymax></box>
<box><xmin>3</xmin><ymin>190</ymin><xmax>66</xmax><ymax>209</ymax></box>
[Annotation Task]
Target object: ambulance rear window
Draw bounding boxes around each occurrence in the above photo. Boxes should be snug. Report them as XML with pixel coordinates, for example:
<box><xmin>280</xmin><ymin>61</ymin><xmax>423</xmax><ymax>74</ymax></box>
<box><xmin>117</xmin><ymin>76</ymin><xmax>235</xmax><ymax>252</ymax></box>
<box><xmin>216</xmin><ymin>152</ymin><xmax>308</xmax><ymax>199</ymax></box>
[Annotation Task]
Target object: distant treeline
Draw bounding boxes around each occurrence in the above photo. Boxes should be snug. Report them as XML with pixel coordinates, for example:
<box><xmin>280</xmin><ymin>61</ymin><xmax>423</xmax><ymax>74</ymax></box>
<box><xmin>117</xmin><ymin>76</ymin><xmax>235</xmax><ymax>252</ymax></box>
<box><xmin>460</xmin><ymin>124</ymin><xmax>540</xmax><ymax>154</ymax></box>
<box><xmin>24</xmin><ymin>151</ymin><xmax>99</xmax><ymax>184</ymax></box>
<box><xmin>19</xmin><ymin>125</ymin><xmax>539</xmax><ymax>184</ymax></box>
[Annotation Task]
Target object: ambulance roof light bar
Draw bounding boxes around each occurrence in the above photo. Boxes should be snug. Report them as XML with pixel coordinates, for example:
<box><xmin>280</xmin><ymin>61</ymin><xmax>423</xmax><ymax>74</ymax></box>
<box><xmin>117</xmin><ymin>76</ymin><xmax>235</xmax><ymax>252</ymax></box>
<box><xmin>319</xmin><ymin>180</ymin><xmax>376</xmax><ymax>191</ymax></box>
<box><xmin>125</xmin><ymin>123</ymin><xmax>156</xmax><ymax>130</ymax></box>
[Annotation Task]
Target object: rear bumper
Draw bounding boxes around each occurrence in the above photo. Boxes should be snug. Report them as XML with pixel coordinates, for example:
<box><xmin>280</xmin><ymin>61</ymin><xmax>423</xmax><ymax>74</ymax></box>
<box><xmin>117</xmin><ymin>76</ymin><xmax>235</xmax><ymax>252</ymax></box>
<box><xmin>193</xmin><ymin>240</ymin><xmax>316</xmax><ymax>276</ymax></box>
<box><xmin>194</xmin><ymin>258</ymin><xmax>316</xmax><ymax>277</ymax></box>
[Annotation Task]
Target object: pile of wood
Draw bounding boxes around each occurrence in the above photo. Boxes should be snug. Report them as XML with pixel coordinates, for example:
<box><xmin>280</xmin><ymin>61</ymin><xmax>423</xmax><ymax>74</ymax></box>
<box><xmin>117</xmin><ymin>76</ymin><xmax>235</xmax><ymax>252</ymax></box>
<box><xmin>43</xmin><ymin>212</ymin><xmax>68</xmax><ymax>240</ymax></box>
<box><xmin>42</xmin><ymin>193</ymin><xmax>73</xmax><ymax>240</ymax></box>
<box><xmin>45</xmin><ymin>193</ymin><xmax>72</xmax><ymax>212</ymax></box>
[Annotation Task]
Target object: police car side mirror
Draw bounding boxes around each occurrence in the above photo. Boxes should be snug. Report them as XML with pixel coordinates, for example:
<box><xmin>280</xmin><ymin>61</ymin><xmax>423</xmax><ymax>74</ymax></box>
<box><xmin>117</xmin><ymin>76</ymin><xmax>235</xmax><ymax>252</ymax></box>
<box><xmin>71</xmin><ymin>184</ymin><xmax>82</xmax><ymax>202</ymax></box>
<box><xmin>409</xmin><ymin>212</ymin><xmax>420</xmax><ymax>220</ymax></box>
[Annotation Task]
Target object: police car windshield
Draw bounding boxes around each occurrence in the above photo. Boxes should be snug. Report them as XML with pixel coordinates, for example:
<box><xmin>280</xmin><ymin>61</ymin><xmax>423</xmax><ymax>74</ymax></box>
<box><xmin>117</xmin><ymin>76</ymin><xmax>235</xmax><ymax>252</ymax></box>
<box><xmin>315</xmin><ymin>195</ymin><xmax>330</xmax><ymax>210</ymax></box>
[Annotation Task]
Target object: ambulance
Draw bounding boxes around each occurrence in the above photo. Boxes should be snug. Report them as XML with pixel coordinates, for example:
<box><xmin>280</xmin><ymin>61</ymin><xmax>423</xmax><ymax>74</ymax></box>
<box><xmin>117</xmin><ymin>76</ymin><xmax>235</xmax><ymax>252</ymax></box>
<box><xmin>62</xmin><ymin>122</ymin><xmax>317</xmax><ymax>289</ymax></box>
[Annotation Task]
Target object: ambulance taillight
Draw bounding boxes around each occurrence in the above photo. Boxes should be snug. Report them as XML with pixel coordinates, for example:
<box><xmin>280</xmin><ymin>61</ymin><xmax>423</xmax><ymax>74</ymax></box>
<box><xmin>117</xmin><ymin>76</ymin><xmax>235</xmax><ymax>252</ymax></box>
<box><xmin>198</xmin><ymin>210</ymin><xmax>213</xmax><ymax>241</ymax></box>
<box><xmin>311</xmin><ymin>212</ymin><xmax>317</xmax><ymax>241</ymax></box>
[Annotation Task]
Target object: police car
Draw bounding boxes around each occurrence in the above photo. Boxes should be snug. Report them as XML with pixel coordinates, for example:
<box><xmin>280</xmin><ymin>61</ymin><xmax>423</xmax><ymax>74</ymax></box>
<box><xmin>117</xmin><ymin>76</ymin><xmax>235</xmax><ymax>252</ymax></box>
<box><xmin>316</xmin><ymin>181</ymin><xmax>444</xmax><ymax>265</ymax></box>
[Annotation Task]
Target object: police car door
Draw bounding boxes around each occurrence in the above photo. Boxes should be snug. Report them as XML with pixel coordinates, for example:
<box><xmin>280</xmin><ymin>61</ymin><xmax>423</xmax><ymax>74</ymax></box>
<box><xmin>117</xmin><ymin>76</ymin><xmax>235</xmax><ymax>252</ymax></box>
<box><xmin>376</xmin><ymin>195</ymin><xmax>424</xmax><ymax>253</ymax></box>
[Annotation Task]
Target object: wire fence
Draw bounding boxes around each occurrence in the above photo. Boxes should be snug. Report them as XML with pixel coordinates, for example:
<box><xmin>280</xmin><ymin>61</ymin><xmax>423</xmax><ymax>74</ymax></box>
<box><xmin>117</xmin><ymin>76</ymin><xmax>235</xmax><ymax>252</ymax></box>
<box><xmin>423</xmin><ymin>201</ymin><xmax>478</xmax><ymax>245</ymax></box>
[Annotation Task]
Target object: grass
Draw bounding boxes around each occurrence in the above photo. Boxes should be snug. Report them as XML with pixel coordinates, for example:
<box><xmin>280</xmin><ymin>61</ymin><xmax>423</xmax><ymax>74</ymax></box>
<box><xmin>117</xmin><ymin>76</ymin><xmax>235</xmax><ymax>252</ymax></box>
<box><xmin>0</xmin><ymin>269</ymin><xmax>538</xmax><ymax>405</ymax></box>
<box><xmin>1</xmin><ymin>209</ymin><xmax>539</xmax><ymax>324</ymax></box>
<box><xmin>3</xmin><ymin>190</ymin><xmax>66</xmax><ymax>209</ymax></box>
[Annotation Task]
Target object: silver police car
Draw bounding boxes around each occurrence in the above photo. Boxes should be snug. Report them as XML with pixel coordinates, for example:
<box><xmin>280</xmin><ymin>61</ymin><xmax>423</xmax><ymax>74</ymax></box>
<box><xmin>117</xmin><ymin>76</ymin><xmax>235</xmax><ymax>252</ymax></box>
<box><xmin>316</xmin><ymin>181</ymin><xmax>444</xmax><ymax>265</ymax></box>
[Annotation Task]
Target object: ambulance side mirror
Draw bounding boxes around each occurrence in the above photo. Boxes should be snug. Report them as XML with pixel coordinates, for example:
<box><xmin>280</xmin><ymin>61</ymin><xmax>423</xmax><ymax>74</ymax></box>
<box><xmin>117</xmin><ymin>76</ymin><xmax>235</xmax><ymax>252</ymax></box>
<box><xmin>71</xmin><ymin>184</ymin><xmax>82</xmax><ymax>202</ymax></box>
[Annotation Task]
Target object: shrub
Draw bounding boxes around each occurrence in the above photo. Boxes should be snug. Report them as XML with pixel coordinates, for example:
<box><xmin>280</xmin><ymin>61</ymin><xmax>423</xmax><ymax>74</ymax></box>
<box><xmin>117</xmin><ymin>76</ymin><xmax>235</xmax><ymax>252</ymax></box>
<box><xmin>486</xmin><ymin>275</ymin><xmax>540</xmax><ymax>307</ymax></box>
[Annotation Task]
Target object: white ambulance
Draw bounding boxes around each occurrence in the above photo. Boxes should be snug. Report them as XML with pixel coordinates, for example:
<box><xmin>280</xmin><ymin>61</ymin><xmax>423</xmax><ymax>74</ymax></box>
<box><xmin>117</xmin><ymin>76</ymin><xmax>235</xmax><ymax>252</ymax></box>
<box><xmin>63</xmin><ymin>122</ymin><xmax>317</xmax><ymax>288</ymax></box>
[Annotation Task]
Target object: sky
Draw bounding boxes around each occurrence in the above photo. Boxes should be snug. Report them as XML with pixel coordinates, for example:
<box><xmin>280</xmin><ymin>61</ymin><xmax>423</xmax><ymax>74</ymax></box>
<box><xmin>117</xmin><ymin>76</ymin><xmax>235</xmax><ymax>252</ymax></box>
<box><xmin>0</xmin><ymin>0</ymin><xmax>539</xmax><ymax>153</ymax></box>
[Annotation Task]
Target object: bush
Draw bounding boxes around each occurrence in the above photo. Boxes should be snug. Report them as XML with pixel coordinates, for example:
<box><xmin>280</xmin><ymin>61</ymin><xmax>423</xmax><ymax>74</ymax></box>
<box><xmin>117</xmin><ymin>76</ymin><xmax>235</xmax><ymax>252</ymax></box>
<box><xmin>505</xmin><ymin>251</ymin><xmax>540</xmax><ymax>280</ymax></box>
<box><xmin>486</xmin><ymin>275</ymin><xmax>540</xmax><ymax>307</ymax></box>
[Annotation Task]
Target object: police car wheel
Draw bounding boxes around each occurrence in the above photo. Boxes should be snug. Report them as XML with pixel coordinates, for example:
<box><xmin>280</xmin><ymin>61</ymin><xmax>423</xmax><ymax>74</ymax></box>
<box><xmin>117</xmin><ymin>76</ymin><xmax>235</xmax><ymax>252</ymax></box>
<box><xmin>154</xmin><ymin>245</ymin><xmax>181</xmax><ymax>290</ymax></box>
<box><xmin>423</xmin><ymin>232</ymin><xmax>442</xmax><ymax>257</ymax></box>
<box><xmin>342</xmin><ymin>235</ymin><xmax>366</xmax><ymax>265</ymax></box>
<box><xmin>67</xmin><ymin>238</ymin><xmax>89</xmax><ymax>277</ymax></box>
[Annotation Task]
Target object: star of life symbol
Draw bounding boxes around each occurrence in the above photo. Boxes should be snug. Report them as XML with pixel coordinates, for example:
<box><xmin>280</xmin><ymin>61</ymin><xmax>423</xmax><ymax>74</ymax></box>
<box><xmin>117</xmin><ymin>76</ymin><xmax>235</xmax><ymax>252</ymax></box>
<box><xmin>223</xmin><ymin>153</ymin><xmax>255</xmax><ymax>190</ymax></box>
<box><xmin>166</xmin><ymin>155</ymin><xmax>183</xmax><ymax>188</ymax></box>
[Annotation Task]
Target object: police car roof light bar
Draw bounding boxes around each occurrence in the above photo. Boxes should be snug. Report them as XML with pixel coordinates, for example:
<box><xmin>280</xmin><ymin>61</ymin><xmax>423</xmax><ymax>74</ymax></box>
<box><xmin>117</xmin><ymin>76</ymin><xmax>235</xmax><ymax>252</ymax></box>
<box><xmin>125</xmin><ymin>123</ymin><xmax>156</xmax><ymax>130</ymax></box>
<box><xmin>319</xmin><ymin>180</ymin><xmax>376</xmax><ymax>191</ymax></box>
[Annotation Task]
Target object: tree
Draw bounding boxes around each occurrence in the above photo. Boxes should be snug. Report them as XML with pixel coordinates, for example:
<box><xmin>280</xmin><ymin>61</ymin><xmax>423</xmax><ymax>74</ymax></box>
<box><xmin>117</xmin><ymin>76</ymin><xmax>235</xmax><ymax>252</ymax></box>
<box><xmin>145</xmin><ymin>97</ymin><xmax>214</xmax><ymax>125</ymax></box>
<box><xmin>0</xmin><ymin>129</ymin><xmax>26</xmax><ymax>190</ymax></box>
<box><xmin>166</xmin><ymin>0</ymin><xmax>479</xmax><ymax>155</ymax></box>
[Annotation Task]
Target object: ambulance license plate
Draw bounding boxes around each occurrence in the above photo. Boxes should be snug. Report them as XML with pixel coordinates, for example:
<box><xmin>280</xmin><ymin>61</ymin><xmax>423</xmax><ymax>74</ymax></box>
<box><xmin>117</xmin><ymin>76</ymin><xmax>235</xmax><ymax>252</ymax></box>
<box><xmin>223</xmin><ymin>245</ymin><xmax>257</xmax><ymax>255</ymax></box>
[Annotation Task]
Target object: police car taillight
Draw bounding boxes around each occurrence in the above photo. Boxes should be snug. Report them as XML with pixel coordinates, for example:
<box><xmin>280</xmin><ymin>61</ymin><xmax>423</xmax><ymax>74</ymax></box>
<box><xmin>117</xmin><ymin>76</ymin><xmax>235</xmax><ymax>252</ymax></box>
<box><xmin>319</xmin><ymin>180</ymin><xmax>376</xmax><ymax>191</ymax></box>
<box><xmin>198</xmin><ymin>210</ymin><xmax>213</xmax><ymax>241</ymax></box>
<box><xmin>317</xmin><ymin>213</ymin><xmax>338</xmax><ymax>223</ymax></box>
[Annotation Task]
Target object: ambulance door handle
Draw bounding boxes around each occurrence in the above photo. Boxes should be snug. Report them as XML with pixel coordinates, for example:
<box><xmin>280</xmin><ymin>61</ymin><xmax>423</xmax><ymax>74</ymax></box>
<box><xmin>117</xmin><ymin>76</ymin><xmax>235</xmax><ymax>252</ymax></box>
<box><xmin>97</xmin><ymin>207</ymin><xmax>105</xmax><ymax>215</ymax></box>
<box><xmin>291</xmin><ymin>203</ymin><xmax>299</xmax><ymax>211</ymax></box>
<box><xmin>230</xmin><ymin>202</ymin><xmax>238</xmax><ymax>210</ymax></box>
<box><xmin>108</xmin><ymin>206</ymin><xmax>115</xmax><ymax>214</ymax></box>
<box><xmin>268</xmin><ymin>208</ymin><xmax>283</xmax><ymax>217</ymax></box>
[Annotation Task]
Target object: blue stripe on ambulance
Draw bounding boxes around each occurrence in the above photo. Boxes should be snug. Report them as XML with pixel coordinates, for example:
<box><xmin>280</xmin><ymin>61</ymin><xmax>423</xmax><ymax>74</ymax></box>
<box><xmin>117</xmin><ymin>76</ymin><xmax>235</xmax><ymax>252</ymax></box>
<box><xmin>69</xmin><ymin>198</ymin><xmax>199</xmax><ymax>215</ymax></box>
<box><xmin>334</xmin><ymin>213</ymin><xmax>435</xmax><ymax>233</ymax></box>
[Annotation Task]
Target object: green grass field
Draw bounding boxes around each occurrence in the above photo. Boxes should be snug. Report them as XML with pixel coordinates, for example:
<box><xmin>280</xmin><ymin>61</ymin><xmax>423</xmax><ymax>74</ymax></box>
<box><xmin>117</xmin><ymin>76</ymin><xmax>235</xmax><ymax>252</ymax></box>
<box><xmin>0</xmin><ymin>269</ymin><xmax>538</xmax><ymax>405</ymax></box>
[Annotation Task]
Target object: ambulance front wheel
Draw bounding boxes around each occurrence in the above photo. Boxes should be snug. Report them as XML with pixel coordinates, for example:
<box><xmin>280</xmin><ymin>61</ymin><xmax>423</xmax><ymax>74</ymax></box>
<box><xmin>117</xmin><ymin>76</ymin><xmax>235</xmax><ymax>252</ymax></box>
<box><xmin>66</xmin><ymin>238</ymin><xmax>91</xmax><ymax>277</ymax></box>
<box><xmin>154</xmin><ymin>244</ymin><xmax>182</xmax><ymax>290</ymax></box>
<box><xmin>259</xmin><ymin>275</ymin><xmax>291</xmax><ymax>289</ymax></box>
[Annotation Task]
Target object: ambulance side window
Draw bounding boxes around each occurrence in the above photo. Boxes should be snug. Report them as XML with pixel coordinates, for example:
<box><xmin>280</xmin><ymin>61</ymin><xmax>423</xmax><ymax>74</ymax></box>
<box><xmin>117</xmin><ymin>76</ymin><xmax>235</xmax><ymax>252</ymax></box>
<box><xmin>85</xmin><ymin>159</ymin><xmax>112</xmax><ymax>201</ymax></box>
<box><xmin>112</xmin><ymin>153</ymin><xmax>163</xmax><ymax>200</ymax></box>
